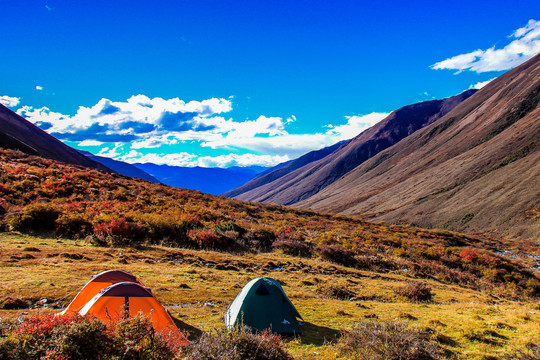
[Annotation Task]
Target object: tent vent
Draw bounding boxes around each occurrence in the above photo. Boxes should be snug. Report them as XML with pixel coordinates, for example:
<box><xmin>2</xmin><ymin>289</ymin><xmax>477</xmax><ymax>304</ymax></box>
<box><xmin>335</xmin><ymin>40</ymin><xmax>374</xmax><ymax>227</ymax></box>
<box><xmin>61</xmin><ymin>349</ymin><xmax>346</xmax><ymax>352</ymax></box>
<box><xmin>255</xmin><ymin>283</ymin><xmax>270</xmax><ymax>295</ymax></box>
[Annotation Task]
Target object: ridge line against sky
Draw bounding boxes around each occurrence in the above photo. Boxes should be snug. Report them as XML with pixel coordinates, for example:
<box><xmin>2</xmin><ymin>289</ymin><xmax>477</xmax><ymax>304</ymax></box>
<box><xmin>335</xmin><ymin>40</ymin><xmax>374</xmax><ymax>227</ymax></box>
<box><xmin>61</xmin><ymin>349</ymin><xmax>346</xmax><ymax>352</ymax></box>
<box><xmin>0</xmin><ymin>2</ymin><xmax>538</xmax><ymax>168</ymax></box>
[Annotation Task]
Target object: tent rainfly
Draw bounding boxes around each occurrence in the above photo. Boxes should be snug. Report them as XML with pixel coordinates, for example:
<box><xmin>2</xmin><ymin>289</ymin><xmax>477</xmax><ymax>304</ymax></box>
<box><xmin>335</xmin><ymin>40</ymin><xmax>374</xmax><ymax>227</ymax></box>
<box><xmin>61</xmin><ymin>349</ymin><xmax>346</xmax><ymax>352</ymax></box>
<box><xmin>79</xmin><ymin>281</ymin><xmax>190</xmax><ymax>345</ymax></box>
<box><xmin>224</xmin><ymin>277</ymin><xmax>303</xmax><ymax>334</ymax></box>
<box><xmin>62</xmin><ymin>270</ymin><xmax>144</xmax><ymax>315</ymax></box>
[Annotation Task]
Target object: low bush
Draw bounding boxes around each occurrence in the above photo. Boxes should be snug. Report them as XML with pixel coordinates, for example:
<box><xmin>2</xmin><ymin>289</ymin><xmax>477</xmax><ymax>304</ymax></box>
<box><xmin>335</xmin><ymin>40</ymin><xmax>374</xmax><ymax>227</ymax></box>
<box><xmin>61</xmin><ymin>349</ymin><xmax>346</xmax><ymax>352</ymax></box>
<box><xmin>524</xmin><ymin>278</ymin><xmax>540</xmax><ymax>297</ymax></box>
<box><xmin>242</xmin><ymin>228</ymin><xmax>276</xmax><ymax>251</ymax></box>
<box><xmin>189</xmin><ymin>228</ymin><xmax>232</xmax><ymax>250</ymax></box>
<box><xmin>272</xmin><ymin>237</ymin><xmax>313</xmax><ymax>258</ymax></box>
<box><xmin>315</xmin><ymin>245</ymin><xmax>357</xmax><ymax>267</ymax></box>
<box><xmin>0</xmin><ymin>297</ymin><xmax>30</xmax><ymax>310</ymax></box>
<box><xmin>316</xmin><ymin>283</ymin><xmax>356</xmax><ymax>300</ymax></box>
<box><xmin>56</xmin><ymin>213</ymin><xmax>93</xmax><ymax>239</ymax></box>
<box><xmin>110</xmin><ymin>316</ymin><xmax>181</xmax><ymax>359</ymax></box>
<box><xmin>0</xmin><ymin>313</ymin><xmax>183</xmax><ymax>360</ymax></box>
<box><xmin>183</xmin><ymin>327</ymin><xmax>293</xmax><ymax>360</ymax></box>
<box><xmin>510</xmin><ymin>344</ymin><xmax>540</xmax><ymax>360</ymax></box>
<box><xmin>9</xmin><ymin>203</ymin><xmax>62</xmax><ymax>232</ymax></box>
<box><xmin>215</xmin><ymin>222</ymin><xmax>246</xmax><ymax>237</ymax></box>
<box><xmin>92</xmin><ymin>217</ymin><xmax>147</xmax><ymax>246</ymax></box>
<box><xmin>337</xmin><ymin>320</ymin><xmax>447</xmax><ymax>360</ymax></box>
<box><xmin>394</xmin><ymin>281</ymin><xmax>434</xmax><ymax>302</ymax></box>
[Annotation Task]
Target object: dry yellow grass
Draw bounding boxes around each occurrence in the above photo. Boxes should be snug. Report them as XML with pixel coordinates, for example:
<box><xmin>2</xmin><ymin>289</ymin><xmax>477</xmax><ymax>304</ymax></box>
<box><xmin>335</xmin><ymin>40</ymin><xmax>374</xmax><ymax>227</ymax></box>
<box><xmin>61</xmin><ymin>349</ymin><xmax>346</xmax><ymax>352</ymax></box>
<box><xmin>0</xmin><ymin>232</ymin><xmax>538</xmax><ymax>359</ymax></box>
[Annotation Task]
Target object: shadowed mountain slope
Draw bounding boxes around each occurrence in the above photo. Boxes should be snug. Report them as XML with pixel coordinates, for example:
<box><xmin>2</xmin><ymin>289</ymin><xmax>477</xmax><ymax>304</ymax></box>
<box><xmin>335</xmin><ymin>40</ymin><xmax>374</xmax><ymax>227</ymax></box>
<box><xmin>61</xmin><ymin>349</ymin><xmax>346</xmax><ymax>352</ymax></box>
<box><xmin>299</xmin><ymin>53</ymin><xmax>540</xmax><ymax>240</ymax></box>
<box><xmin>223</xmin><ymin>141</ymin><xmax>346</xmax><ymax>198</ymax></box>
<box><xmin>0</xmin><ymin>104</ymin><xmax>109</xmax><ymax>171</ymax></box>
<box><xmin>133</xmin><ymin>163</ymin><xmax>268</xmax><ymax>195</ymax></box>
<box><xmin>228</xmin><ymin>90</ymin><xmax>476</xmax><ymax>205</ymax></box>
<box><xmin>79</xmin><ymin>151</ymin><xmax>159</xmax><ymax>183</ymax></box>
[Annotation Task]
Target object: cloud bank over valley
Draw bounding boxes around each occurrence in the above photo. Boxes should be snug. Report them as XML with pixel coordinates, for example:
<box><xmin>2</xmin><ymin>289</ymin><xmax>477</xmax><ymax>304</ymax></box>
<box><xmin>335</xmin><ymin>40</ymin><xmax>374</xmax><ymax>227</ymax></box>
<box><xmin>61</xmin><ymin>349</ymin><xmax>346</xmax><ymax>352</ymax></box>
<box><xmin>2</xmin><ymin>94</ymin><xmax>388</xmax><ymax>168</ymax></box>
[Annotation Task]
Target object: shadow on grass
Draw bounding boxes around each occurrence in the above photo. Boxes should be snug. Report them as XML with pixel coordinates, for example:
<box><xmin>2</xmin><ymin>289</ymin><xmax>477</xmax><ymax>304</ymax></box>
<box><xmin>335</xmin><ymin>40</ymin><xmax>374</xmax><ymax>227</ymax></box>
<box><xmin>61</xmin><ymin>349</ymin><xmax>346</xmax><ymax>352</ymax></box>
<box><xmin>172</xmin><ymin>316</ymin><xmax>203</xmax><ymax>339</ymax></box>
<box><xmin>299</xmin><ymin>321</ymin><xmax>341</xmax><ymax>346</ymax></box>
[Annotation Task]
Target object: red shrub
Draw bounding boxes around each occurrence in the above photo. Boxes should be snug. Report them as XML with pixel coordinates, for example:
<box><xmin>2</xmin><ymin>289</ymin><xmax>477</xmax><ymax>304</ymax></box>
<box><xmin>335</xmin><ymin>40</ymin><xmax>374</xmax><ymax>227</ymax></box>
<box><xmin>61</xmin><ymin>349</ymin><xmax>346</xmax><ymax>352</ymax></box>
<box><xmin>16</xmin><ymin>313</ymin><xmax>81</xmax><ymax>337</ymax></box>
<box><xmin>479</xmin><ymin>253</ymin><xmax>502</xmax><ymax>267</ymax></box>
<box><xmin>1</xmin><ymin>313</ymin><xmax>183</xmax><ymax>359</ymax></box>
<box><xmin>92</xmin><ymin>217</ymin><xmax>147</xmax><ymax>246</ymax></box>
<box><xmin>0</xmin><ymin>183</ymin><xmax>10</xmax><ymax>194</ymax></box>
<box><xmin>459</xmin><ymin>248</ymin><xmax>481</xmax><ymax>262</ymax></box>
<box><xmin>283</xmin><ymin>226</ymin><xmax>295</xmax><ymax>234</ymax></box>
<box><xmin>94</xmin><ymin>218</ymin><xmax>130</xmax><ymax>238</ymax></box>
<box><xmin>189</xmin><ymin>228</ymin><xmax>230</xmax><ymax>249</ymax></box>
<box><xmin>65</xmin><ymin>201</ymin><xmax>83</xmax><ymax>212</ymax></box>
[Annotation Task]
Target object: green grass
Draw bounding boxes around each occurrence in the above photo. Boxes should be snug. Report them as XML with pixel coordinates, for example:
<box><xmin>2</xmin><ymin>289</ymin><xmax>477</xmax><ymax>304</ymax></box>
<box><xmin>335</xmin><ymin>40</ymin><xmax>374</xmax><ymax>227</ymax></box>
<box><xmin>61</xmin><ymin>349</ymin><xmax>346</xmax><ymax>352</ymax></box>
<box><xmin>0</xmin><ymin>233</ymin><xmax>538</xmax><ymax>359</ymax></box>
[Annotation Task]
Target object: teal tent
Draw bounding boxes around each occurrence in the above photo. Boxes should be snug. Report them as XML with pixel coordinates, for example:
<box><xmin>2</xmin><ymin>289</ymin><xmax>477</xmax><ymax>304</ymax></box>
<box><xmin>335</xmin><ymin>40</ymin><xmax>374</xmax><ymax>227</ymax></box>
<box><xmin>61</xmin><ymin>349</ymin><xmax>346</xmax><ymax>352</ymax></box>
<box><xmin>224</xmin><ymin>277</ymin><xmax>303</xmax><ymax>334</ymax></box>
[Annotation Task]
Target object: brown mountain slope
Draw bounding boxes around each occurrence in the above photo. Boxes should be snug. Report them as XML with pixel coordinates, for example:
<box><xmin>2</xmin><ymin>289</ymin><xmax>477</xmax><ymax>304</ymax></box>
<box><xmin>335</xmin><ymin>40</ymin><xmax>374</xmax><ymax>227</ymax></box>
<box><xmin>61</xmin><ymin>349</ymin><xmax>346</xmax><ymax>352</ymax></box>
<box><xmin>0</xmin><ymin>104</ymin><xmax>109</xmax><ymax>171</ymax></box>
<box><xmin>230</xmin><ymin>90</ymin><xmax>476</xmax><ymax>205</ymax></box>
<box><xmin>223</xmin><ymin>140</ymin><xmax>346</xmax><ymax>198</ymax></box>
<box><xmin>298</xmin><ymin>53</ymin><xmax>540</xmax><ymax>240</ymax></box>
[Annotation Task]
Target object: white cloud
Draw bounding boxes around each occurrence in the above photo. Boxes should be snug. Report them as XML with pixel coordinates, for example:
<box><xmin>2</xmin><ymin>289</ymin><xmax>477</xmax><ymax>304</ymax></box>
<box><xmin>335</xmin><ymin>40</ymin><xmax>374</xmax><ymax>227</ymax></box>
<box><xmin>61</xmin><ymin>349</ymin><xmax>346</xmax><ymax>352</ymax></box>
<box><xmin>97</xmin><ymin>144</ymin><xmax>124</xmax><ymax>158</ymax></box>
<box><xmin>118</xmin><ymin>150</ymin><xmax>288</xmax><ymax>168</ymax></box>
<box><xmin>431</xmin><ymin>19</ymin><xmax>540</xmax><ymax>73</ymax></box>
<box><xmin>118</xmin><ymin>151</ymin><xmax>198</xmax><ymax>167</ymax></box>
<box><xmin>325</xmin><ymin>112</ymin><xmax>389</xmax><ymax>141</ymax></box>
<box><xmin>203</xmin><ymin>133</ymin><xmax>333</xmax><ymax>157</ymax></box>
<box><xmin>130</xmin><ymin>136</ymin><xmax>179</xmax><ymax>149</ymax></box>
<box><xmin>9</xmin><ymin>93</ymin><xmax>390</xmax><ymax>167</ymax></box>
<box><xmin>15</xmin><ymin>95</ymin><xmax>233</xmax><ymax>143</ymax></box>
<box><xmin>225</xmin><ymin>115</ymin><xmax>287</xmax><ymax>139</ymax></box>
<box><xmin>78</xmin><ymin>140</ymin><xmax>104</xmax><ymax>146</ymax></box>
<box><xmin>198</xmin><ymin>153</ymin><xmax>289</xmax><ymax>168</ymax></box>
<box><xmin>202</xmin><ymin>112</ymin><xmax>389</xmax><ymax>157</ymax></box>
<box><xmin>0</xmin><ymin>95</ymin><xmax>20</xmax><ymax>108</ymax></box>
<box><xmin>36</xmin><ymin>86</ymin><xmax>43</xmax><ymax>91</ymax></box>
<box><xmin>431</xmin><ymin>50</ymin><xmax>485</xmax><ymax>73</ymax></box>
<box><xmin>16</xmin><ymin>105</ymin><xmax>67</xmax><ymax>129</ymax></box>
<box><xmin>468</xmin><ymin>77</ymin><xmax>496</xmax><ymax>90</ymax></box>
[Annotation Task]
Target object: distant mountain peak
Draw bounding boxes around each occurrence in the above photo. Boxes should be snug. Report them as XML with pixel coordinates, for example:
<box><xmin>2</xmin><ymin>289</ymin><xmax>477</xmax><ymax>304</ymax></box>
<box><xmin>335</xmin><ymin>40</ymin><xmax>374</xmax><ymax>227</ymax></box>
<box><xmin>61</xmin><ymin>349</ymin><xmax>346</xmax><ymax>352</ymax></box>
<box><xmin>0</xmin><ymin>104</ymin><xmax>109</xmax><ymax>171</ymax></box>
<box><xmin>298</xmin><ymin>53</ymin><xmax>540</xmax><ymax>240</ymax></box>
<box><xmin>226</xmin><ymin>89</ymin><xmax>477</xmax><ymax>206</ymax></box>
<box><xmin>78</xmin><ymin>151</ymin><xmax>159</xmax><ymax>183</ymax></box>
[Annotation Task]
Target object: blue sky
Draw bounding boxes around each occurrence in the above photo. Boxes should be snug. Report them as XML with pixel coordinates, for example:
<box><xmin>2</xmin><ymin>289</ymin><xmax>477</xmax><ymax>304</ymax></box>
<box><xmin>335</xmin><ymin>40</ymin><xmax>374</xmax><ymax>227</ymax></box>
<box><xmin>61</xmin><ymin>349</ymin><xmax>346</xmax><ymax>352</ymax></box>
<box><xmin>1</xmin><ymin>1</ymin><xmax>539</xmax><ymax>167</ymax></box>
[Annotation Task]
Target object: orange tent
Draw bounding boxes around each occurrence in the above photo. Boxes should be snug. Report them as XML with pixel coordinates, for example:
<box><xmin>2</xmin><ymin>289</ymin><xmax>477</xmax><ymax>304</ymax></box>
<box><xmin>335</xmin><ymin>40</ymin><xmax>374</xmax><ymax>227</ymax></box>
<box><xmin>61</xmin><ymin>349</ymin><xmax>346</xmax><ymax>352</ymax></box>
<box><xmin>62</xmin><ymin>270</ymin><xmax>144</xmax><ymax>315</ymax></box>
<box><xmin>78</xmin><ymin>282</ymin><xmax>189</xmax><ymax>345</ymax></box>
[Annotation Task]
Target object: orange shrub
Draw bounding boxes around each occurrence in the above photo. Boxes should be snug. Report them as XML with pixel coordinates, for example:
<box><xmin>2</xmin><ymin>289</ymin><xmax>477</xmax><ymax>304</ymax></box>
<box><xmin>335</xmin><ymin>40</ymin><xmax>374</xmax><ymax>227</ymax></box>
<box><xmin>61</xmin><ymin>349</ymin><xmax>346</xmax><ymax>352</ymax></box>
<box><xmin>459</xmin><ymin>248</ymin><xmax>481</xmax><ymax>262</ymax></box>
<box><xmin>189</xmin><ymin>228</ymin><xmax>231</xmax><ymax>250</ymax></box>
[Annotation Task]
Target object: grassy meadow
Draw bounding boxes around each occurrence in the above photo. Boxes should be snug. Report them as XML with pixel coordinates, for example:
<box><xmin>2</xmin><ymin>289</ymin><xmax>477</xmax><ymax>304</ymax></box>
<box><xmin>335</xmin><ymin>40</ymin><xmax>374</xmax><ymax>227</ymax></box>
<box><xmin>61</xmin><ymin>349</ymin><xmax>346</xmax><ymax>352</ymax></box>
<box><xmin>0</xmin><ymin>148</ymin><xmax>538</xmax><ymax>359</ymax></box>
<box><xmin>0</xmin><ymin>232</ymin><xmax>538</xmax><ymax>359</ymax></box>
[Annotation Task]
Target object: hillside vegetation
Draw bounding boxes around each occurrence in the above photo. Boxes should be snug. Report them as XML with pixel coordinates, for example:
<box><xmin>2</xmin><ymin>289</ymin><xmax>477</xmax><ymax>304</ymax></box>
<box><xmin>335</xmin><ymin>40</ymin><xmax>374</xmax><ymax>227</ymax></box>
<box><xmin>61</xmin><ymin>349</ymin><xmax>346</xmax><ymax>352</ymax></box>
<box><xmin>226</xmin><ymin>90</ymin><xmax>476</xmax><ymax>205</ymax></box>
<box><xmin>225</xmin><ymin>54</ymin><xmax>540</xmax><ymax>241</ymax></box>
<box><xmin>0</xmin><ymin>149</ymin><xmax>538</xmax><ymax>359</ymax></box>
<box><xmin>0</xmin><ymin>148</ymin><xmax>538</xmax><ymax>298</ymax></box>
<box><xmin>298</xmin><ymin>54</ymin><xmax>540</xmax><ymax>241</ymax></box>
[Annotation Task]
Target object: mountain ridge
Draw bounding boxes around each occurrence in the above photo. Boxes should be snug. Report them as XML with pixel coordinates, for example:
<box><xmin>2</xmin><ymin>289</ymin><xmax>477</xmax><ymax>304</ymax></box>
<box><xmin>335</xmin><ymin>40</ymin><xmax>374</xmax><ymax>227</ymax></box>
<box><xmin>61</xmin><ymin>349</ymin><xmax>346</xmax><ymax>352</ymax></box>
<box><xmin>298</xmin><ymin>53</ymin><xmax>540</xmax><ymax>240</ymax></box>
<box><xmin>223</xmin><ymin>140</ymin><xmax>347</xmax><ymax>198</ymax></box>
<box><xmin>227</xmin><ymin>90</ymin><xmax>477</xmax><ymax>205</ymax></box>
<box><xmin>78</xmin><ymin>151</ymin><xmax>159</xmax><ymax>183</ymax></box>
<box><xmin>0</xmin><ymin>104</ymin><xmax>110</xmax><ymax>171</ymax></box>
<box><xmin>133</xmin><ymin>163</ymin><xmax>268</xmax><ymax>195</ymax></box>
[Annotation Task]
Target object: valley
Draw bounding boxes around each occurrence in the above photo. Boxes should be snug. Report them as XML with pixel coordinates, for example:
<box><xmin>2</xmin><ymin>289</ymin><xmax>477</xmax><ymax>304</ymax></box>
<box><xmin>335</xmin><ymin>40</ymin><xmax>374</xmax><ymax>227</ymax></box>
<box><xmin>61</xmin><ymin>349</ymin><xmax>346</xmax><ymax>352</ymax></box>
<box><xmin>0</xmin><ymin>148</ymin><xmax>538</xmax><ymax>359</ymax></box>
<box><xmin>0</xmin><ymin>233</ymin><xmax>538</xmax><ymax>359</ymax></box>
<box><xmin>1</xmin><ymin>4</ymin><xmax>539</xmax><ymax>359</ymax></box>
